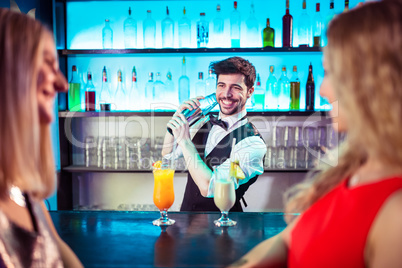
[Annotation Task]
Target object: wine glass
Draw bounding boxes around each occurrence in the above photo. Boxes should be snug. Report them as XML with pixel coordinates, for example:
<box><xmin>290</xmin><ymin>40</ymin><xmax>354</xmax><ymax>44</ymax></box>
<box><xmin>213</xmin><ymin>167</ymin><xmax>237</xmax><ymax>227</ymax></box>
<box><xmin>152</xmin><ymin>161</ymin><xmax>175</xmax><ymax>226</ymax></box>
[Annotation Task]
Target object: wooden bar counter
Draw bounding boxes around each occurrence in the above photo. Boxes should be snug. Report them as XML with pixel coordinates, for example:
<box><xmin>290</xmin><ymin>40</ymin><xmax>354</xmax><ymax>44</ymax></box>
<box><xmin>50</xmin><ymin>211</ymin><xmax>288</xmax><ymax>268</ymax></box>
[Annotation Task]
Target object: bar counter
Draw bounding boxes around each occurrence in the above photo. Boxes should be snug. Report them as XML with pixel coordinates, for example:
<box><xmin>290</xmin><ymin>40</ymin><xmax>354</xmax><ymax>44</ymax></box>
<box><xmin>50</xmin><ymin>211</ymin><xmax>288</xmax><ymax>268</ymax></box>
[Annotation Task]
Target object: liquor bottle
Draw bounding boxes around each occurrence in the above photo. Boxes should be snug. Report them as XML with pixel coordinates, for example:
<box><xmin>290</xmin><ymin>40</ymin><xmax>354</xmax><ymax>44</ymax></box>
<box><xmin>282</xmin><ymin>0</ymin><xmax>293</xmax><ymax>47</ymax></box>
<box><xmin>114</xmin><ymin>69</ymin><xmax>127</xmax><ymax>111</ymax></box>
<box><xmin>143</xmin><ymin>10</ymin><xmax>156</xmax><ymax>48</ymax></box>
<box><xmin>99</xmin><ymin>66</ymin><xmax>111</xmax><ymax>110</ymax></box>
<box><xmin>161</xmin><ymin>6</ymin><xmax>174</xmax><ymax>48</ymax></box>
<box><xmin>178</xmin><ymin>7</ymin><xmax>191</xmax><ymax>48</ymax></box>
<box><xmin>195</xmin><ymin>72</ymin><xmax>206</xmax><ymax>97</ymax></box>
<box><xmin>123</xmin><ymin>7</ymin><xmax>137</xmax><ymax>48</ymax></box>
<box><xmin>344</xmin><ymin>0</ymin><xmax>349</xmax><ymax>12</ymax></box>
<box><xmin>230</xmin><ymin>1</ymin><xmax>241</xmax><ymax>48</ymax></box>
<box><xmin>306</xmin><ymin>63</ymin><xmax>315</xmax><ymax>111</ymax></box>
<box><xmin>245</xmin><ymin>2</ymin><xmax>259</xmax><ymax>47</ymax></box>
<box><xmin>102</xmin><ymin>19</ymin><xmax>113</xmax><ymax>49</ymax></box>
<box><xmin>153</xmin><ymin>72</ymin><xmax>165</xmax><ymax>102</ymax></box>
<box><xmin>205</xmin><ymin>69</ymin><xmax>217</xmax><ymax>95</ymax></box>
<box><xmin>278</xmin><ymin>66</ymin><xmax>290</xmax><ymax>110</ymax></box>
<box><xmin>128</xmin><ymin>66</ymin><xmax>139</xmax><ymax>110</ymax></box>
<box><xmin>212</xmin><ymin>4</ymin><xmax>225</xmax><ymax>48</ymax></box>
<box><xmin>85</xmin><ymin>70</ymin><xmax>96</xmax><ymax>111</ymax></box>
<box><xmin>178</xmin><ymin>57</ymin><xmax>190</xmax><ymax>104</ymax></box>
<box><xmin>262</xmin><ymin>18</ymin><xmax>275</xmax><ymax>47</ymax></box>
<box><xmin>68</xmin><ymin>65</ymin><xmax>81</xmax><ymax>111</ymax></box>
<box><xmin>145</xmin><ymin>72</ymin><xmax>154</xmax><ymax>107</ymax></box>
<box><xmin>313</xmin><ymin>3</ymin><xmax>323</xmax><ymax>47</ymax></box>
<box><xmin>197</xmin><ymin>13</ymin><xmax>209</xmax><ymax>48</ymax></box>
<box><xmin>165</xmin><ymin>70</ymin><xmax>176</xmax><ymax>105</ymax></box>
<box><xmin>322</xmin><ymin>0</ymin><xmax>335</xmax><ymax>46</ymax></box>
<box><xmin>265</xmin><ymin>65</ymin><xmax>278</xmax><ymax>110</ymax></box>
<box><xmin>253</xmin><ymin>74</ymin><xmax>265</xmax><ymax>110</ymax></box>
<box><xmin>290</xmin><ymin>66</ymin><xmax>300</xmax><ymax>110</ymax></box>
<box><xmin>298</xmin><ymin>0</ymin><xmax>311</xmax><ymax>47</ymax></box>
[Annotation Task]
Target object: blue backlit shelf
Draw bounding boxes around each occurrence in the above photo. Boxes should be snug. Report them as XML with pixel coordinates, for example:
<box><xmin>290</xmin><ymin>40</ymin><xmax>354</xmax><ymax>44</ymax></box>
<box><xmin>58</xmin><ymin>110</ymin><xmax>328</xmax><ymax>118</ymax></box>
<box><xmin>58</xmin><ymin>47</ymin><xmax>322</xmax><ymax>56</ymax></box>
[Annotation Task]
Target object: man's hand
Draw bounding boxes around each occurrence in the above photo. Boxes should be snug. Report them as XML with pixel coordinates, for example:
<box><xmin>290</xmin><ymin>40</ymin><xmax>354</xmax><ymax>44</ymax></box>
<box><xmin>173</xmin><ymin>96</ymin><xmax>204</xmax><ymax>117</ymax></box>
<box><xmin>167</xmin><ymin>113</ymin><xmax>191</xmax><ymax>142</ymax></box>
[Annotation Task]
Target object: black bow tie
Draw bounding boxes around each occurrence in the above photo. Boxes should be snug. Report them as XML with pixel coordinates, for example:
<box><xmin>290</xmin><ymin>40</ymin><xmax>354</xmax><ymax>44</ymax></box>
<box><xmin>209</xmin><ymin>115</ymin><xmax>228</xmax><ymax>131</ymax></box>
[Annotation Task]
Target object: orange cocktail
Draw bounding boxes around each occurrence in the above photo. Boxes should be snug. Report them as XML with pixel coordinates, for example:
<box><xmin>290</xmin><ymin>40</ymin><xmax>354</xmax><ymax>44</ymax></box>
<box><xmin>153</xmin><ymin>168</ymin><xmax>175</xmax><ymax>211</ymax></box>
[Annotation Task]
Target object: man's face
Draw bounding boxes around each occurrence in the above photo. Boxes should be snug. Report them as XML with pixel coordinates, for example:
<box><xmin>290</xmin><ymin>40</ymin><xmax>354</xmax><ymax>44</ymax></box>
<box><xmin>216</xmin><ymin>73</ymin><xmax>254</xmax><ymax>118</ymax></box>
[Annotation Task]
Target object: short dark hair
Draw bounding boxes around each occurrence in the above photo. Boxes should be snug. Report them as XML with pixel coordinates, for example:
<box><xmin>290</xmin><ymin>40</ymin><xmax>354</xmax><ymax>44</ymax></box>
<box><xmin>209</xmin><ymin>57</ymin><xmax>256</xmax><ymax>89</ymax></box>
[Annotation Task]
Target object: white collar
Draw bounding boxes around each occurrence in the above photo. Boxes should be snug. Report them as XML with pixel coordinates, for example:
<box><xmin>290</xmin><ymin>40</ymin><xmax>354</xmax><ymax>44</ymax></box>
<box><xmin>218</xmin><ymin>109</ymin><xmax>247</xmax><ymax>130</ymax></box>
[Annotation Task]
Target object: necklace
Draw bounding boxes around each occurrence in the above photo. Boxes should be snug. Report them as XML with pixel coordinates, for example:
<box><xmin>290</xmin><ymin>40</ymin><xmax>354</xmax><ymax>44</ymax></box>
<box><xmin>9</xmin><ymin>186</ymin><xmax>26</xmax><ymax>207</ymax></box>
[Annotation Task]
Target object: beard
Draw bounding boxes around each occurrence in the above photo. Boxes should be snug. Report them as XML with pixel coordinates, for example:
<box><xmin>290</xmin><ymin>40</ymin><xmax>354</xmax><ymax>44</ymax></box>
<box><xmin>218</xmin><ymin>97</ymin><xmax>246</xmax><ymax>116</ymax></box>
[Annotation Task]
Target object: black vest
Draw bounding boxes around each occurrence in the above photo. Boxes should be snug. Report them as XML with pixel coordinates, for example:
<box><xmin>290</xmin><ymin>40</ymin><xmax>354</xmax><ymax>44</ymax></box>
<box><xmin>180</xmin><ymin>118</ymin><xmax>264</xmax><ymax>212</ymax></box>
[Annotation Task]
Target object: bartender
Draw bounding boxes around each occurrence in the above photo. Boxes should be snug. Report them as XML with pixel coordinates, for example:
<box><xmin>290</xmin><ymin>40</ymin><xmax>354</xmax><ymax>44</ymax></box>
<box><xmin>162</xmin><ymin>57</ymin><xmax>266</xmax><ymax>212</ymax></box>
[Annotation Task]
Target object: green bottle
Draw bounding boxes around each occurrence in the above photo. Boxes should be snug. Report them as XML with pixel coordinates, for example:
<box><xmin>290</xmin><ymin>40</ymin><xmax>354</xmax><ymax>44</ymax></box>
<box><xmin>262</xmin><ymin>18</ymin><xmax>275</xmax><ymax>47</ymax></box>
<box><xmin>68</xmin><ymin>65</ymin><xmax>81</xmax><ymax>111</ymax></box>
<box><xmin>290</xmin><ymin>65</ymin><xmax>300</xmax><ymax>110</ymax></box>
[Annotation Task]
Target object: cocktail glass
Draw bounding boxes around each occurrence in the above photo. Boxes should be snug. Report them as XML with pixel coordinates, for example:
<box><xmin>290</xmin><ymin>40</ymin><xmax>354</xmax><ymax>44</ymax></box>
<box><xmin>213</xmin><ymin>168</ymin><xmax>237</xmax><ymax>227</ymax></box>
<box><xmin>153</xmin><ymin>163</ymin><xmax>175</xmax><ymax>226</ymax></box>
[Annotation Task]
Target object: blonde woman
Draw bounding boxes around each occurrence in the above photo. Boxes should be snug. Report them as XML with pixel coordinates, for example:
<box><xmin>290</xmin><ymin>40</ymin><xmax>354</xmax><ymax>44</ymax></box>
<box><xmin>0</xmin><ymin>8</ymin><xmax>83</xmax><ymax>267</ymax></box>
<box><xmin>231</xmin><ymin>1</ymin><xmax>402</xmax><ymax>267</ymax></box>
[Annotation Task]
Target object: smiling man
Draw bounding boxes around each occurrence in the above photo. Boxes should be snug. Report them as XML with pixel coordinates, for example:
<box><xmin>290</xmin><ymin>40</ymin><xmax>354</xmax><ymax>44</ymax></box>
<box><xmin>162</xmin><ymin>57</ymin><xmax>266</xmax><ymax>212</ymax></box>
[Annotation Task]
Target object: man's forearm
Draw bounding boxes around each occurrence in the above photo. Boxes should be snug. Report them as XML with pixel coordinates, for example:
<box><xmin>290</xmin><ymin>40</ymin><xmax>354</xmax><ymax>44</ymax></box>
<box><xmin>161</xmin><ymin>131</ymin><xmax>175</xmax><ymax>157</ymax></box>
<box><xmin>179</xmin><ymin>139</ymin><xmax>212</xmax><ymax>196</ymax></box>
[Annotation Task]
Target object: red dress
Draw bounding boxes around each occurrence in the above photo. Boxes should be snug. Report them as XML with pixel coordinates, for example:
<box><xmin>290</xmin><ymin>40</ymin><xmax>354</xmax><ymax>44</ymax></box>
<box><xmin>288</xmin><ymin>176</ymin><xmax>402</xmax><ymax>268</ymax></box>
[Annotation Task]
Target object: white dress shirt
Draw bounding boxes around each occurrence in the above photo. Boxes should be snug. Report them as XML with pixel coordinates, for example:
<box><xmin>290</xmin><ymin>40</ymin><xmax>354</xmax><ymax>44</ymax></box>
<box><xmin>165</xmin><ymin>109</ymin><xmax>266</xmax><ymax>197</ymax></box>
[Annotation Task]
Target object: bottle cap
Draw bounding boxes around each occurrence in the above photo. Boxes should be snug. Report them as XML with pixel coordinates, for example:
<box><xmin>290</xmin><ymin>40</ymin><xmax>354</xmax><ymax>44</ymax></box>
<box><xmin>234</xmin><ymin>1</ymin><xmax>237</xmax><ymax>9</ymax></box>
<box><xmin>198</xmin><ymin>72</ymin><xmax>203</xmax><ymax>79</ymax></box>
<box><xmin>87</xmin><ymin>72</ymin><xmax>92</xmax><ymax>80</ymax></box>
<box><xmin>147</xmin><ymin>10</ymin><xmax>151</xmax><ymax>13</ymax></box>
<box><xmin>270</xmin><ymin>65</ymin><xmax>274</xmax><ymax>73</ymax></box>
<box><xmin>282</xmin><ymin>66</ymin><xmax>286</xmax><ymax>72</ymax></box>
<box><xmin>200</xmin><ymin>12</ymin><xmax>205</xmax><ymax>16</ymax></box>
<box><xmin>217</xmin><ymin>4</ymin><xmax>221</xmax><ymax>11</ymax></box>
<box><xmin>105</xmin><ymin>19</ymin><xmax>109</xmax><ymax>22</ymax></box>
<box><xmin>266</xmin><ymin>18</ymin><xmax>270</xmax><ymax>26</ymax></box>
<box><xmin>128</xmin><ymin>7</ymin><xmax>131</xmax><ymax>15</ymax></box>
<box><xmin>166</xmin><ymin>6</ymin><xmax>169</xmax><ymax>15</ymax></box>
<box><xmin>316</xmin><ymin>3</ymin><xmax>320</xmax><ymax>12</ymax></box>
<box><xmin>183</xmin><ymin>7</ymin><xmax>186</xmax><ymax>15</ymax></box>
<box><xmin>182</xmin><ymin>56</ymin><xmax>186</xmax><ymax>64</ymax></box>
<box><xmin>303</xmin><ymin>0</ymin><xmax>306</xmax><ymax>9</ymax></box>
<box><xmin>72</xmin><ymin>65</ymin><xmax>77</xmax><ymax>71</ymax></box>
<box><xmin>293</xmin><ymin>66</ymin><xmax>297</xmax><ymax>72</ymax></box>
<box><xmin>330</xmin><ymin>0</ymin><xmax>334</xmax><ymax>9</ymax></box>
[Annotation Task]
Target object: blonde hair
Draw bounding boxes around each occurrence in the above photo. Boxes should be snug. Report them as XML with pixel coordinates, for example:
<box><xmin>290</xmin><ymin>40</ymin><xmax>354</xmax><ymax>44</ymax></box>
<box><xmin>0</xmin><ymin>8</ymin><xmax>55</xmax><ymax>199</ymax></box>
<box><xmin>284</xmin><ymin>1</ymin><xmax>402</xmax><ymax>219</ymax></box>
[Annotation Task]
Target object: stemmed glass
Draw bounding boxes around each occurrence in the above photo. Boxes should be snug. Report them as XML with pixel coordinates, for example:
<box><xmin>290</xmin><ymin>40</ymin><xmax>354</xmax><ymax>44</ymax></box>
<box><xmin>213</xmin><ymin>167</ymin><xmax>237</xmax><ymax>227</ymax></box>
<box><xmin>152</xmin><ymin>161</ymin><xmax>175</xmax><ymax>226</ymax></box>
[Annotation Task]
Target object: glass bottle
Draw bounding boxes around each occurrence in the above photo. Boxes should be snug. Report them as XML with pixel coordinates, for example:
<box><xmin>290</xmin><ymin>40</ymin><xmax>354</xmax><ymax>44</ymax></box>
<box><xmin>197</xmin><ymin>13</ymin><xmax>209</xmax><ymax>48</ymax></box>
<box><xmin>313</xmin><ymin>3</ymin><xmax>323</xmax><ymax>47</ymax></box>
<box><xmin>178</xmin><ymin>57</ymin><xmax>190</xmax><ymax>104</ymax></box>
<box><xmin>162</xmin><ymin>6</ymin><xmax>174</xmax><ymax>48</ymax></box>
<box><xmin>124</xmin><ymin>7</ymin><xmax>137</xmax><ymax>49</ymax></box>
<box><xmin>322</xmin><ymin>0</ymin><xmax>335</xmax><ymax>46</ymax></box>
<box><xmin>253</xmin><ymin>74</ymin><xmax>264</xmax><ymax>110</ymax></box>
<box><xmin>144</xmin><ymin>72</ymin><xmax>154</xmax><ymax>107</ymax></box>
<box><xmin>128</xmin><ymin>66</ymin><xmax>139</xmax><ymax>110</ymax></box>
<box><xmin>114</xmin><ymin>69</ymin><xmax>127</xmax><ymax>111</ymax></box>
<box><xmin>99</xmin><ymin>66</ymin><xmax>111</xmax><ymax>110</ymax></box>
<box><xmin>298</xmin><ymin>0</ymin><xmax>311</xmax><ymax>47</ymax></box>
<box><xmin>205</xmin><ymin>69</ymin><xmax>217</xmax><ymax>95</ymax></box>
<box><xmin>195</xmin><ymin>72</ymin><xmax>206</xmax><ymax>97</ymax></box>
<box><xmin>306</xmin><ymin>63</ymin><xmax>315</xmax><ymax>111</ymax></box>
<box><xmin>245</xmin><ymin>2</ymin><xmax>259</xmax><ymax>48</ymax></box>
<box><xmin>143</xmin><ymin>10</ymin><xmax>156</xmax><ymax>48</ymax></box>
<box><xmin>230</xmin><ymin>1</ymin><xmax>241</xmax><ymax>48</ymax></box>
<box><xmin>212</xmin><ymin>4</ymin><xmax>225</xmax><ymax>48</ymax></box>
<box><xmin>102</xmin><ymin>19</ymin><xmax>113</xmax><ymax>49</ymax></box>
<box><xmin>68</xmin><ymin>65</ymin><xmax>81</xmax><ymax>111</ymax></box>
<box><xmin>153</xmin><ymin>72</ymin><xmax>165</xmax><ymax>103</ymax></box>
<box><xmin>85</xmin><ymin>70</ymin><xmax>96</xmax><ymax>111</ymax></box>
<box><xmin>278</xmin><ymin>66</ymin><xmax>290</xmax><ymax>110</ymax></box>
<box><xmin>265</xmin><ymin>65</ymin><xmax>278</xmax><ymax>110</ymax></box>
<box><xmin>178</xmin><ymin>7</ymin><xmax>191</xmax><ymax>48</ymax></box>
<box><xmin>290</xmin><ymin>66</ymin><xmax>300</xmax><ymax>110</ymax></box>
<box><xmin>282</xmin><ymin>0</ymin><xmax>293</xmax><ymax>47</ymax></box>
<box><xmin>262</xmin><ymin>18</ymin><xmax>275</xmax><ymax>47</ymax></box>
<box><xmin>344</xmin><ymin>0</ymin><xmax>349</xmax><ymax>12</ymax></box>
<box><xmin>165</xmin><ymin>70</ymin><xmax>176</xmax><ymax>105</ymax></box>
